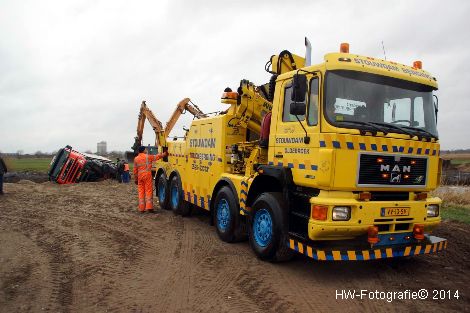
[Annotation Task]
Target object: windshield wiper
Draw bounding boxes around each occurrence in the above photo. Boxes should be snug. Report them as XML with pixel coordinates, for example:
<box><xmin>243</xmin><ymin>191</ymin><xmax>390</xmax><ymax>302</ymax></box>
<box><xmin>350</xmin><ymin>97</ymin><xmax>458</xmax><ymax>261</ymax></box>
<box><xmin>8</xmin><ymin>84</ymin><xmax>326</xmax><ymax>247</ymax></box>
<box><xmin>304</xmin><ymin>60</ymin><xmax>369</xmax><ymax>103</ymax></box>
<box><xmin>367</xmin><ymin>121</ymin><xmax>415</xmax><ymax>138</ymax></box>
<box><xmin>400</xmin><ymin>126</ymin><xmax>438</xmax><ymax>140</ymax></box>
<box><xmin>336</xmin><ymin>120</ymin><xmax>388</xmax><ymax>135</ymax></box>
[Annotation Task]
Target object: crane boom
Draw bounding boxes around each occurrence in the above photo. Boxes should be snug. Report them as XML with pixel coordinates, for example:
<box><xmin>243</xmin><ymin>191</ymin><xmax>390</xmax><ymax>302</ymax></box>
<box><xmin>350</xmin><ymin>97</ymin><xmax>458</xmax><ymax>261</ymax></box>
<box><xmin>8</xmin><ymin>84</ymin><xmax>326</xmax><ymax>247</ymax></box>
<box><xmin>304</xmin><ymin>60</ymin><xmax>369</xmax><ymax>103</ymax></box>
<box><xmin>221</xmin><ymin>80</ymin><xmax>273</xmax><ymax>134</ymax></box>
<box><xmin>132</xmin><ymin>99</ymin><xmax>205</xmax><ymax>154</ymax></box>
<box><xmin>164</xmin><ymin>98</ymin><xmax>206</xmax><ymax>137</ymax></box>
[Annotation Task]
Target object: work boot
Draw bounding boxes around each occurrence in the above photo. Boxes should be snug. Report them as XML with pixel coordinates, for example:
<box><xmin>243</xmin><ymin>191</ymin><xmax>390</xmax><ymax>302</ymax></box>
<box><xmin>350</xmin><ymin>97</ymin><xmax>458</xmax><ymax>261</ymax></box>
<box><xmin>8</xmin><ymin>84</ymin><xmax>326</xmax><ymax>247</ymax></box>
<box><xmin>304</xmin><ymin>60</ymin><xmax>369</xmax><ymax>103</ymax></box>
<box><xmin>139</xmin><ymin>210</ymin><xmax>145</xmax><ymax>214</ymax></box>
<box><xmin>146</xmin><ymin>209</ymin><xmax>155</xmax><ymax>214</ymax></box>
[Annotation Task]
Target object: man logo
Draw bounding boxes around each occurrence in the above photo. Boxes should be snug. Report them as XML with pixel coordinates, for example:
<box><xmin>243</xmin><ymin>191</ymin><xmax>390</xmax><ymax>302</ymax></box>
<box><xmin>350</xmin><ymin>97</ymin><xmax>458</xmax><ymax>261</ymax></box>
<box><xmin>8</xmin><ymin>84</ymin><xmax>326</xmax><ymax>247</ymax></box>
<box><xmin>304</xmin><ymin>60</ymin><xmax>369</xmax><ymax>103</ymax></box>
<box><xmin>380</xmin><ymin>164</ymin><xmax>411</xmax><ymax>173</ymax></box>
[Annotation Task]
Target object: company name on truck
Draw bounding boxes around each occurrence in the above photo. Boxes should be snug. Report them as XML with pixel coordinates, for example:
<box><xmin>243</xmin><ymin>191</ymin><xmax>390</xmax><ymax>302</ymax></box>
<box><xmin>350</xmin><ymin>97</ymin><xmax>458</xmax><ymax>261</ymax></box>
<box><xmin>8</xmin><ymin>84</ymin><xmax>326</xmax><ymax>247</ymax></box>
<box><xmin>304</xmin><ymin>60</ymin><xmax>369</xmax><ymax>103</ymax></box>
<box><xmin>190</xmin><ymin>138</ymin><xmax>216</xmax><ymax>148</ymax></box>
<box><xmin>275</xmin><ymin>137</ymin><xmax>304</xmax><ymax>144</ymax></box>
<box><xmin>354</xmin><ymin>58</ymin><xmax>433</xmax><ymax>79</ymax></box>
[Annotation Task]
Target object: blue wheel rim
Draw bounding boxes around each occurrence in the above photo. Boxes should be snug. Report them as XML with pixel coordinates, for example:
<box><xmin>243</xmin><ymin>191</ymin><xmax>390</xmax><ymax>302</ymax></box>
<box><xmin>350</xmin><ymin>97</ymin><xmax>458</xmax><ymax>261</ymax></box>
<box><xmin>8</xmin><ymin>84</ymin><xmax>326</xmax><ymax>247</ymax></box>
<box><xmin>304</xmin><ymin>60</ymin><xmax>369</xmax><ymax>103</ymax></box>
<box><xmin>253</xmin><ymin>209</ymin><xmax>273</xmax><ymax>247</ymax></box>
<box><xmin>216</xmin><ymin>198</ymin><xmax>231</xmax><ymax>232</ymax></box>
<box><xmin>158</xmin><ymin>181</ymin><xmax>165</xmax><ymax>202</ymax></box>
<box><xmin>171</xmin><ymin>184</ymin><xmax>178</xmax><ymax>209</ymax></box>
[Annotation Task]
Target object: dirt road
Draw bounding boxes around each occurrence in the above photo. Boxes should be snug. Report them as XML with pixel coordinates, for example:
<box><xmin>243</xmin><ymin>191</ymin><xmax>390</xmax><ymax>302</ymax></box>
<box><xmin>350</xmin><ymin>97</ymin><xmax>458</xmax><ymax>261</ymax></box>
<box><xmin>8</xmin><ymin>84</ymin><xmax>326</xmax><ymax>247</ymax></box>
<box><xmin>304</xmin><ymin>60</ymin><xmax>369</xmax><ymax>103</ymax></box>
<box><xmin>0</xmin><ymin>181</ymin><xmax>468</xmax><ymax>312</ymax></box>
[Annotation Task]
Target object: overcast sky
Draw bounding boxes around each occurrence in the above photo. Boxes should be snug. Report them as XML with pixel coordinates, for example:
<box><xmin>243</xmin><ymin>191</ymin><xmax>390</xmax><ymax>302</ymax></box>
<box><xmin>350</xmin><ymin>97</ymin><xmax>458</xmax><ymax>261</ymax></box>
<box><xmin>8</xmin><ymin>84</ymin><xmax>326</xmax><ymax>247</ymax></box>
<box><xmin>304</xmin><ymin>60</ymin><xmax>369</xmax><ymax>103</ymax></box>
<box><xmin>1</xmin><ymin>0</ymin><xmax>469</xmax><ymax>153</ymax></box>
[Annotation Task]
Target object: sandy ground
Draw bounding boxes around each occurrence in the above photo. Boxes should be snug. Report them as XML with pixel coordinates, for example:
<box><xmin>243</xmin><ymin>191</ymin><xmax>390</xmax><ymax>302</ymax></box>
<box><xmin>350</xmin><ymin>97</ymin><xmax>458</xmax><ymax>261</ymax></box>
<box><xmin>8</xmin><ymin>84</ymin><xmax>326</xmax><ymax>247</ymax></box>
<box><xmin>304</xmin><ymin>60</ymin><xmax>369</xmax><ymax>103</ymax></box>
<box><xmin>0</xmin><ymin>180</ymin><xmax>468</xmax><ymax>313</ymax></box>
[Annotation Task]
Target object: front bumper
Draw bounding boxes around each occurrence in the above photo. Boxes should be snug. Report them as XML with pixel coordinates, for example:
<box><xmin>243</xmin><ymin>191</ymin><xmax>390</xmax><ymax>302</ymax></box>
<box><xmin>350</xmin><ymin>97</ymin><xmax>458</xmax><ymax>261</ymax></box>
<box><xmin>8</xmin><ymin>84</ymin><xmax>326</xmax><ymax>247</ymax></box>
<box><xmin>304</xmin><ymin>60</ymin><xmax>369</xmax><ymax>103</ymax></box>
<box><xmin>288</xmin><ymin>235</ymin><xmax>447</xmax><ymax>261</ymax></box>
<box><xmin>308</xmin><ymin>191</ymin><xmax>442</xmax><ymax>241</ymax></box>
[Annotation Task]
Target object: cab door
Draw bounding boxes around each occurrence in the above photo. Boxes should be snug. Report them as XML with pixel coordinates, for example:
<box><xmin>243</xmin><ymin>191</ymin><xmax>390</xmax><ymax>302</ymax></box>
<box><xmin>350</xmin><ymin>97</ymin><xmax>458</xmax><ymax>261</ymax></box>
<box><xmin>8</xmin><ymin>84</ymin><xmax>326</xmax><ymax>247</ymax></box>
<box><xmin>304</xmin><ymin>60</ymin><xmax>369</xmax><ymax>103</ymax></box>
<box><xmin>271</xmin><ymin>76</ymin><xmax>320</xmax><ymax>185</ymax></box>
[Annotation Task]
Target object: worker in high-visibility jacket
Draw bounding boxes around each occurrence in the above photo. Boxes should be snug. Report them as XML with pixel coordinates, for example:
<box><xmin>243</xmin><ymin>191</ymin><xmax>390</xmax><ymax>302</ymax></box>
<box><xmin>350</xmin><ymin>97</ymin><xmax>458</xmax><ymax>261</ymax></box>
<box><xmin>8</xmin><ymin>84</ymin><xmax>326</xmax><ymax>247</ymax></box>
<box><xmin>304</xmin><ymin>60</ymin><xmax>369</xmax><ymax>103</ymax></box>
<box><xmin>122</xmin><ymin>161</ymin><xmax>130</xmax><ymax>183</ymax></box>
<box><xmin>133</xmin><ymin>146</ymin><xmax>167</xmax><ymax>213</ymax></box>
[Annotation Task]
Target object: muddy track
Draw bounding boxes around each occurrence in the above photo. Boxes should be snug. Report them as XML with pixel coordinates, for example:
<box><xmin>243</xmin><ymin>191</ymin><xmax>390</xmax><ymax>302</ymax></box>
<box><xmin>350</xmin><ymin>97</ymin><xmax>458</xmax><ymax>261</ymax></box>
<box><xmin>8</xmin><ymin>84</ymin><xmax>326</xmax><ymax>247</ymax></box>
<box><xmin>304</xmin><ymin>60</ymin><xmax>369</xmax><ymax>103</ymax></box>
<box><xmin>0</xmin><ymin>181</ymin><xmax>468</xmax><ymax>312</ymax></box>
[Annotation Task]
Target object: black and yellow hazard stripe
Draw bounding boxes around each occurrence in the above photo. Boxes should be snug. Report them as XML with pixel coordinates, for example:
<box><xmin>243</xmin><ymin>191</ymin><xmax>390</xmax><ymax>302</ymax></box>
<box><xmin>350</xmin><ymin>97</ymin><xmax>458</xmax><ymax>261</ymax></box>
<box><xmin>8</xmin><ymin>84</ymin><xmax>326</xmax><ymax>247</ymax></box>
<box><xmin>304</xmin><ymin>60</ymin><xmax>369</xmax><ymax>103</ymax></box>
<box><xmin>319</xmin><ymin>134</ymin><xmax>440</xmax><ymax>156</ymax></box>
<box><xmin>268</xmin><ymin>161</ymin><xmax>318</xmax><ymax>171</ymax></box>
<box><xmin>183</xmin><ymin>186</ymin><xmax>210</xmax><ymax>210</ymax></box>
<box><xmin>288</xmin><ymin>236</ymin><xmax>447</xmax><ymax>261</ymax></box>
<box><xmin>239</xmin><ymin>178</ymin><xmax>254</xmax><ymax>215</ymax></box>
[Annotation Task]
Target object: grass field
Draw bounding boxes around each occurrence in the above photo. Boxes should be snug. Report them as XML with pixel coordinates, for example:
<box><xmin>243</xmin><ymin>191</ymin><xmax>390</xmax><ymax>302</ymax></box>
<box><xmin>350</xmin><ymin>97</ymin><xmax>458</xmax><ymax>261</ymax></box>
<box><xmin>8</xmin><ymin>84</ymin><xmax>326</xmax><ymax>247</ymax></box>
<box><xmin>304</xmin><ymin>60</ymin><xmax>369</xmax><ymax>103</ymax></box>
<box><xmin>5</xmin><ymin>157</ymin><xmax>52</xmax><ymax>173</ymax></box>
<box><xmin>441</xmin><ymin>153</ymin><xmax>470</xmax><ymax>166</ymax></box>
<box><xmin>441</xmin><ymin>205</ymin><xmax>470</xmax><ymax>224</ymax></box>
<box><xmin>433</xmin><ymin>187</ymin><xmax>470</xmax><ymax>224</ymax></box>
<box><xmin>450</xmin><ymin>159</ymin><xmax>470</xmax><ymax>165</ymax></box>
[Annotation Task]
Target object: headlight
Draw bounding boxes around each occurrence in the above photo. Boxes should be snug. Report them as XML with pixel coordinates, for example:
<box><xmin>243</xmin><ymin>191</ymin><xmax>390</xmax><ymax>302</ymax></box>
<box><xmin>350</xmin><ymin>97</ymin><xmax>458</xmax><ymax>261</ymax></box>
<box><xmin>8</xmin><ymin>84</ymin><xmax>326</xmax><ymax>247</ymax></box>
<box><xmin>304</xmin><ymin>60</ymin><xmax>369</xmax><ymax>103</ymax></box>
<box><xmin>427</xmin><ymin>204</ymin><xmax>439</xmax><ymax>217</ymax></box>
<box><xmin>332</xmin><ymin>206</ymin><xmax>351</xmax><ymax>221</ymax></box>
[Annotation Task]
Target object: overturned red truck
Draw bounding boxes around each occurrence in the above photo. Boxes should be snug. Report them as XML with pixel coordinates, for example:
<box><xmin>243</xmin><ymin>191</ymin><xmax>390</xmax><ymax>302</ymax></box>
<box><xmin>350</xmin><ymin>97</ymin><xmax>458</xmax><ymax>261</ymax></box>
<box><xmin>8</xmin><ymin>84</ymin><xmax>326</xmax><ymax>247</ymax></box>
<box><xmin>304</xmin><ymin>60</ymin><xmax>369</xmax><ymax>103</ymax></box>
<box><xmin>48</xmin><ymin>145</ymin><xmax>117</xmax><ymax>184</ymax></box>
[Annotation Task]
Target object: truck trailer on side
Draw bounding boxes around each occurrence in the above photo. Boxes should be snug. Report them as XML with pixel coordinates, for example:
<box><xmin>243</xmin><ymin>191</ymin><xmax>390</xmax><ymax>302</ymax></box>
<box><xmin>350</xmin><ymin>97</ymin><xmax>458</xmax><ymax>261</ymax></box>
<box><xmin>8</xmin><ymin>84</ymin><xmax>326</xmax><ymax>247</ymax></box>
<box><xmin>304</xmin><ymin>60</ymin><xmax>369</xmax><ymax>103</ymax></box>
<box><xmin>152</xmin><ymin>40</ymin><xmax>446</xmax><ymax>262</ymax></box>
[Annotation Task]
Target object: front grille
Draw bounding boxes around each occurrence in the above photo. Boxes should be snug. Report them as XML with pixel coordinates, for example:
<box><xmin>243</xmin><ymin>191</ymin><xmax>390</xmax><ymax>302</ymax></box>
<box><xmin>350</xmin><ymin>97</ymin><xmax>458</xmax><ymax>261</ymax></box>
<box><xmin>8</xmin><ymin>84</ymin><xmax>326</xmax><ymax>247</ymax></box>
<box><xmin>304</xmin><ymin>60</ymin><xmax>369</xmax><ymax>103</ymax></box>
<box><xmin>395</xmin><ymin>223</ymin><xmax>410</xmax><ymax>231</ymax></box>
<box><xmin>374</xmin><ymin>217</ymin><xmax>412</xmax><ymax>233</ymax></box>
<box><xmin>358</xmin><ymin>154</ymin><xmax>427</xmax><ymax>187</ymax></box>
<box><xmin>377</xmin><ymin>224</ymin><xmax>390</xmax><ymax>232</ymax></box>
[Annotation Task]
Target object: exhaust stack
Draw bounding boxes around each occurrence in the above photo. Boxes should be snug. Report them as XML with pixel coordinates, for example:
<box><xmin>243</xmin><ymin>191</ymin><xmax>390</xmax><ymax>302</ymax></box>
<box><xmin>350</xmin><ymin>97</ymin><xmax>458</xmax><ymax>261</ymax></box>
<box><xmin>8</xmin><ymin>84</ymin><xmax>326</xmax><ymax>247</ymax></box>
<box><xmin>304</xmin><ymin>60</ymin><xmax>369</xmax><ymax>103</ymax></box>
<box><xmin>305</xmin><ymin>37</ymin><xmax>312</xmax><ymax>66</ymax></box>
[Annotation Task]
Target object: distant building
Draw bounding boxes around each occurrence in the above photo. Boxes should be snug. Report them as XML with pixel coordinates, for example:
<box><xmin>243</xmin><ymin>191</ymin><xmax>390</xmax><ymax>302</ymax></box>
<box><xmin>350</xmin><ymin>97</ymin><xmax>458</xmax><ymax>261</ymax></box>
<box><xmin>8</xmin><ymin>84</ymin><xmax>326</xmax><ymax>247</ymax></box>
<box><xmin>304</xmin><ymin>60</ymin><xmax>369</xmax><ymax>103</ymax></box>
<box><xmin>97</xmin><ymin>141</ymin><xmax>107</xmax><ymax>155</ymax></box>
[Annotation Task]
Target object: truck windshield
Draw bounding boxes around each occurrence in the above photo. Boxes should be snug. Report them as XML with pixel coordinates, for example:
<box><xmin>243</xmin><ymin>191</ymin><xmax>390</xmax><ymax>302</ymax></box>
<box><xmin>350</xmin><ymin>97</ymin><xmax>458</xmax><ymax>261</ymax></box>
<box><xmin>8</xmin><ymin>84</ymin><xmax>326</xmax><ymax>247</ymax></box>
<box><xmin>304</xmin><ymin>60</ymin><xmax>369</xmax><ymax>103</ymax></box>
<box><xmin>49</xmin><ymin>149</ymin><xmax>69</xmax><ymax>179</ymax></box>
<box><xmin>324</xmin><ymin>70</ymin><xmax>438</xmax><ymax>138</ymax></box>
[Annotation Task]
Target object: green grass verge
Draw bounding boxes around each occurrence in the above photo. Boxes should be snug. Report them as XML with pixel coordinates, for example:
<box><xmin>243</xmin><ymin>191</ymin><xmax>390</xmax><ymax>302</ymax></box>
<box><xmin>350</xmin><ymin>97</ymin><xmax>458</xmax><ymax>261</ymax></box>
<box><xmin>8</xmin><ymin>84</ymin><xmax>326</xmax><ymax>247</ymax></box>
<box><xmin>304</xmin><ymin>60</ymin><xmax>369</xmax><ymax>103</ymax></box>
<box><xmin>450</xmin><ymin>159</ymin><xmax>470</xmax><ymax>165</ymax></box>
<box><xmin>441</xmin><ymin>204</ymin><xmax>470</xmax><ymax>224</ymax></box>
<box><xmin>8</xmin><ymin>158</ymin><xmax>52</xmax><ymax>173</ymax></box>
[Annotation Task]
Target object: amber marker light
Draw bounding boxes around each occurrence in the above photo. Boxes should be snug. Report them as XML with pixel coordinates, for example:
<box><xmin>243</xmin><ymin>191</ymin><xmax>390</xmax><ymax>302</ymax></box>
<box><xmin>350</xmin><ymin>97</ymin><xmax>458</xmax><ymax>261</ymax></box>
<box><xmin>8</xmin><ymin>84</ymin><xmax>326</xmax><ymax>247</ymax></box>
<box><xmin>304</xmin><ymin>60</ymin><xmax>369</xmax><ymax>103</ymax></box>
<box><xmin>221</xmin><ymin>91</ymin><xmax>238</xmax><ymax>99</ymax></box>
<box><xmin>413</xmin><ymin>224</ymin><xmax>425</xmax><ymax>240</ymax></box>
<box><xmin>382</xmin><ymin>173</ymin><xmax>389</xmax><ymax>178</ymax></box>
<box><xmin>340</xmin><ymin>42</ymin><xmax>349</xmax><ymax>53</ymax></box>
<box><xmin>312</xmin><ymin>205</ymin><xmax>328</xmax><ymax>221</ymax></box>
<box><xmin>377</xmin><ymin>158</ymin><xmax>384</xmax><ymax>163</ymax></box>
<box><xmin>359</xmin><ymin>192</ymin><xmax>371</xmax><ymax>201</ymax></box>
<box><xmin>411</xmin><ymin>160</ymin><xmax>417</xmax><ymax>165</ymax></box>
<box><xmin>404</xmin><ymin>175</ymin><xmax>410</xmax><ymax>179</ymax></box>
<box><xmin>367</xmin><ymin>226</ymin><xmax>379</xmax><ymax>244</ymax></box>
<box><xmin>413</xmin><ymin>61</ymin><xmax>422</xmax><ymax>69</ymax></box>
<box><xmin>415</xmin><ymin>192</ymin><xmax>427</xmax><ymax>200</ymax></box>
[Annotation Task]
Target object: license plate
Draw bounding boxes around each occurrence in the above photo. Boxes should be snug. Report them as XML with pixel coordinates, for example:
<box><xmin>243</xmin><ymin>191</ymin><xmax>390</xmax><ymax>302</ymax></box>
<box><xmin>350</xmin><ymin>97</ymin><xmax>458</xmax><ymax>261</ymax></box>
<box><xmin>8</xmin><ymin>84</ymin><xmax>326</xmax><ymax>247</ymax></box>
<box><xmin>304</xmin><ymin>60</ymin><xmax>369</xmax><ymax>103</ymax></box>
<box><xmin>381</xmin><ymin>207</ymin><xmax>410</xmax><ymax>217</ymax></box>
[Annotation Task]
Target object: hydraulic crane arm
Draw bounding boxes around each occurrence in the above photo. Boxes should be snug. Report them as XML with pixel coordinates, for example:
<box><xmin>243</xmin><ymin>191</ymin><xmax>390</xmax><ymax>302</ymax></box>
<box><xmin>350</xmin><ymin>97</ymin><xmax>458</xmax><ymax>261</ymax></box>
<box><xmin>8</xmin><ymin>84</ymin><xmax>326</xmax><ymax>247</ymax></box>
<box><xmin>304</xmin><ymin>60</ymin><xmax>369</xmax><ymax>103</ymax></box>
<box><xmin>222</xmin><ymin>80</ymin><xmax>273</xmax><ymax>134</ymax></box>
<box><xmin>132</xmin><ymin>98</ymin><xmax>206</xmax><ymax>153</ymax></box>
<box><xmin>164</xmin><ymin>98</ymin><xmax>206</xmax><ymax>136</ymax></box>
<box><xmin>132</xmin><ymin>101</ymin><xmax>166</xmax><ymax>153</ymax></box>
<box><xmin>220</xmin><ymin>49</ymin><xmax>304</xmax><ymax>135</ymax></box>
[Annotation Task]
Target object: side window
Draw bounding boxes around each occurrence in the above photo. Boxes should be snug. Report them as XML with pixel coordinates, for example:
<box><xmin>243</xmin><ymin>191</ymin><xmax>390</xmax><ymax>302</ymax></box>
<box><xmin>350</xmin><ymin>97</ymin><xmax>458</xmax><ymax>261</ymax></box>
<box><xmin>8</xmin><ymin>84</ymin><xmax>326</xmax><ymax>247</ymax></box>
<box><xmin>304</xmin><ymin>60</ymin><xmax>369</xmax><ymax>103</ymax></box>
<box><xmin>384</xmin><ymin>98</ymin><xmax>411</xmax><ymax>124</ymax></box>
<box><xmin>307</xmin><ymin>77</ymin><xmax>319</xmax><ymax>125</ymax></box>
<box><xmin>283</xmin><ymin>84</ymin><xmax>305</xmax><ymax>122</ymax></box>
<box><xmin>413</xmin><ymin>97</ymin><xmax>425</xmax><ymax>127</ymax></box>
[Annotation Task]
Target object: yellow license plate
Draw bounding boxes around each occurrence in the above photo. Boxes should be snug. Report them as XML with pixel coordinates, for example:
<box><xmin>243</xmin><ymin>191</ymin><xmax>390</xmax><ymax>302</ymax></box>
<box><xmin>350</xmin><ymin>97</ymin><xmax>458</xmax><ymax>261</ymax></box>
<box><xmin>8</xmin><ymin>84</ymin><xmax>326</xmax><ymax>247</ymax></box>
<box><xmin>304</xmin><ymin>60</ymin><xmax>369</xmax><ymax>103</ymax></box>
<box><xmin>381</xmin><ymin>207</ymin><xmax>410</xmax><ymax>217</ymax></box>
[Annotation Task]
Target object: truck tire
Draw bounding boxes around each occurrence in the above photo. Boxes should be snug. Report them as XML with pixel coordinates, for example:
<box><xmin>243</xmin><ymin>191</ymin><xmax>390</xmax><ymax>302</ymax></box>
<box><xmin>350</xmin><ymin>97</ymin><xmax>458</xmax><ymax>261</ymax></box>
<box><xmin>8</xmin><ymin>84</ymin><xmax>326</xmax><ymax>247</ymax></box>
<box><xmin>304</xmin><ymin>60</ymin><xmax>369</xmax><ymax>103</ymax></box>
<box><xmin>249</xmin><ymin>192</ymin><xmax>294</xmax><ymax>262</ymax></box>
<box><xmin>156</xmin><ymin>174</ymin><xmax>170</xmax><ymax>210</ymax></box>
<box><xmin>214</xmin><ymin>186</ymin><xmax>247</xmax><ymax>243</ymax></box>
<box><xmin>169</xmin><ymin>176</ymin><xmax>191</xmax><ymax>216</ymax></box>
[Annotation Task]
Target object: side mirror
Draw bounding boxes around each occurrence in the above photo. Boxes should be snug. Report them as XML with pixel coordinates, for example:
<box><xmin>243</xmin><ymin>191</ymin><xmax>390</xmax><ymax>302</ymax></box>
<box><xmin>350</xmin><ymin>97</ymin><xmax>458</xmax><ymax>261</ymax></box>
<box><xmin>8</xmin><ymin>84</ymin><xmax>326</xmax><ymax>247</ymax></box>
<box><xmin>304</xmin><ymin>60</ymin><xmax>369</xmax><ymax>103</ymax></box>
<box><xmin>290</xmin><ymin>102</ymin><xmax>306</xmax><ymax>116</ymax></box>
<box><xmin>291</xmin><ymin>74</ymin><xmax>307</xmax><ymax>103</ymax></box>
<box><xmin>433</xmin><ymin>94</ymin><xmax>439</xmax><ymax>123</ymax></box>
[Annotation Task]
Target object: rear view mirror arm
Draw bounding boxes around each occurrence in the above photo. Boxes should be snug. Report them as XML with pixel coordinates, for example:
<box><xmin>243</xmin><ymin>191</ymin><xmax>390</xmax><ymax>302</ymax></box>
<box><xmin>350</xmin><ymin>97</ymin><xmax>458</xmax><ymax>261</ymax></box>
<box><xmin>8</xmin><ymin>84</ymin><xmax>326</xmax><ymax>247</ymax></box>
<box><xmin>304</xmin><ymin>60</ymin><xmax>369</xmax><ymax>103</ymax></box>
<box><xmin>295</xmin><ymin>114</ymin><xmax>310</xmax><ymax>144</ymax></box>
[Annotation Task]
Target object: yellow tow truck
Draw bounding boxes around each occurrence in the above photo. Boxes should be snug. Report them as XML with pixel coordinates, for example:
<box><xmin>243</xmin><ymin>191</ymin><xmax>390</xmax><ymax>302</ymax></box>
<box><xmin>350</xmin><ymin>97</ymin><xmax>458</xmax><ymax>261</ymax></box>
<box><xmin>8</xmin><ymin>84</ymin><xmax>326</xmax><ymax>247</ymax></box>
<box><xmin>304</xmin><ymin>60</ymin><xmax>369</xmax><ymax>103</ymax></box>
<box><xmin>150</xmin><ymin>39</ymin><xmax>446</xmax><ymax>261</ymax></box>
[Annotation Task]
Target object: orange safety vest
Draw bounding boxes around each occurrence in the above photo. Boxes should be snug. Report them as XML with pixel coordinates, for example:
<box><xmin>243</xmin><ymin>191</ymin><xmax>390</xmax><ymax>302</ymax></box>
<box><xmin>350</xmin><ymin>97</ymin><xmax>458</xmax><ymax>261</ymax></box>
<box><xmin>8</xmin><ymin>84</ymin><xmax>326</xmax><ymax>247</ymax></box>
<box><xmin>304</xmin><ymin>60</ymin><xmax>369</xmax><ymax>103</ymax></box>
<box><xmin>123</xmin><ymin>163</ymin><xmax>129</xmax><ymax>172</ymax></box>
<box><xmin>133</xmin><ymin>153</ymin><xmax>162</xmax><ymax>176</ymax></box>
